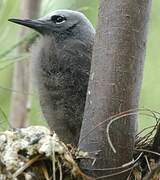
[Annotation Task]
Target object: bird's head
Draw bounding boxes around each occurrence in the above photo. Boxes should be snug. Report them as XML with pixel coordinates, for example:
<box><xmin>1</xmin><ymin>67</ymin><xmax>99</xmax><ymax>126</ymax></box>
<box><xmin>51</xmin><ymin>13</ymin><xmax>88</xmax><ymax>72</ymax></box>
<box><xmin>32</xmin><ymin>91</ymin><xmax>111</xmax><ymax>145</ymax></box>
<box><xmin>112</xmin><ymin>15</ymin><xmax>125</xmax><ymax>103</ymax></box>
<box><xmin>8</xmin><ymin>10</ymin><xmax>94</xmax><ymax>41</ymax></box>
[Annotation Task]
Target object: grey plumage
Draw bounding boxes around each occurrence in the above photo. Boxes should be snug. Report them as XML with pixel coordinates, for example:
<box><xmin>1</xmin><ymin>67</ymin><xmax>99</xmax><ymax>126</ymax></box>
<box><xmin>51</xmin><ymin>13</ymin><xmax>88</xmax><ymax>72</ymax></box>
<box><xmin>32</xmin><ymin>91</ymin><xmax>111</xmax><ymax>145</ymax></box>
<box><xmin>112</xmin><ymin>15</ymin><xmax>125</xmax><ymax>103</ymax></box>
<box><xmin>9</xmin><ymin>10</ymin><xmax>95</xmax><ymax>145</ymax></box>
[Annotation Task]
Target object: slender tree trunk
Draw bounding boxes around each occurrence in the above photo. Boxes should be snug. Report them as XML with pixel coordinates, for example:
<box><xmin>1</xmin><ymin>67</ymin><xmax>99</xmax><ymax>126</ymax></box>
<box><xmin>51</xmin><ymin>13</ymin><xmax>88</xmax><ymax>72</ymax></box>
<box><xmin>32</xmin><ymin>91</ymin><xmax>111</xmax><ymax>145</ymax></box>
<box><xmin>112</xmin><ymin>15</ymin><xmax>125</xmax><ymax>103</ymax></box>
<box><xmin>79</xmin><ymin>0</ymin><xmax>152</xmax><ymax>179</ymax></box>
<box><xmin>9</xmin><ymin>0</ymin><xmax>41</xmax><ymax>128</ymax></box>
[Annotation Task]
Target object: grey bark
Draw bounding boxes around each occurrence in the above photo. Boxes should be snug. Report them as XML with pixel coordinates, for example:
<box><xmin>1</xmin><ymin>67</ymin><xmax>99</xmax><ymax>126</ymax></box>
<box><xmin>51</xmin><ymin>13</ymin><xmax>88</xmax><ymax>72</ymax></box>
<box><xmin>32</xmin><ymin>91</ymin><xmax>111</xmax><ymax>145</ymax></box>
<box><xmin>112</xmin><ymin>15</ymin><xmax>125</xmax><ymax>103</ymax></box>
<box><xmin>9</xmin><ymin>0</ymin><xmax>41</xmax><ymax>128</ymax></box>
<box><xmin>79</xmin><ymin>0</ymin><xmax>152</xmax><ymax>179</ymax></box>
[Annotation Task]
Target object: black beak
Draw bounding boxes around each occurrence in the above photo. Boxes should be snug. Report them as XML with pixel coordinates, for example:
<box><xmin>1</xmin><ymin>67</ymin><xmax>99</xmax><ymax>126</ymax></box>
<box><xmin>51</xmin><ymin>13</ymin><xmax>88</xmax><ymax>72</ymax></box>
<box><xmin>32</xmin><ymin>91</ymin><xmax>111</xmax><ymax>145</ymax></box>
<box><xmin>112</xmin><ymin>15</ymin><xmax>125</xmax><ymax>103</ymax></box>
<box><xmin>8</xmin><ymin>18</ymin><xmax>45</xmax><ymax>33</ymax></box>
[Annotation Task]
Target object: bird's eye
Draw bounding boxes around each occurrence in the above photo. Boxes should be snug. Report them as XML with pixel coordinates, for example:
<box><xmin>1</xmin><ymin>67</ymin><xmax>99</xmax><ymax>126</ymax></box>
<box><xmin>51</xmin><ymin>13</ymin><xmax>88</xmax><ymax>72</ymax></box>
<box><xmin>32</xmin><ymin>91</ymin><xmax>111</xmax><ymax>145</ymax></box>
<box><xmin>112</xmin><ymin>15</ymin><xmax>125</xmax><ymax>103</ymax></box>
<box><xmin>51</xmin><ymin>15</ymin><xmax>66</xmax><ymax>24</ymax></box>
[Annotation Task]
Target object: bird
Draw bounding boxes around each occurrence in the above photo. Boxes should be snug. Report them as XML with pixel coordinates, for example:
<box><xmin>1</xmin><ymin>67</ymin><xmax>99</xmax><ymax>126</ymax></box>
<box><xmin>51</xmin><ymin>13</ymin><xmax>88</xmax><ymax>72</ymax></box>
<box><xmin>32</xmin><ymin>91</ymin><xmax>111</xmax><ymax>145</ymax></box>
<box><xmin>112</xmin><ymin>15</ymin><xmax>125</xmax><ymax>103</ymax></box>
<box><xmin>8</xmin><ymin>10</ymin><xmax>95</xmax><ymax>145</ymax></box>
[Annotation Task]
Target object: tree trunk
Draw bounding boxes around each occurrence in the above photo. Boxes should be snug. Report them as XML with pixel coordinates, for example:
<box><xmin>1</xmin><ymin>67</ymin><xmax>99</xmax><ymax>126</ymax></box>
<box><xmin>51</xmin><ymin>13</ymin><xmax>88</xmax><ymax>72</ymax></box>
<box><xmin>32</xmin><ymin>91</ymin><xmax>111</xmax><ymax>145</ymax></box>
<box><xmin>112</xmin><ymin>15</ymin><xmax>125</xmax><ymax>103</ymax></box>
<box><xmin>79</xmin><ymin>0</ymin><xmax>152</xmax><ymax>179</ymax></box>
<box><xmin>9</xmin><ymin>0</ymin><xmax>41</xmax><ymax>128</ymax></box>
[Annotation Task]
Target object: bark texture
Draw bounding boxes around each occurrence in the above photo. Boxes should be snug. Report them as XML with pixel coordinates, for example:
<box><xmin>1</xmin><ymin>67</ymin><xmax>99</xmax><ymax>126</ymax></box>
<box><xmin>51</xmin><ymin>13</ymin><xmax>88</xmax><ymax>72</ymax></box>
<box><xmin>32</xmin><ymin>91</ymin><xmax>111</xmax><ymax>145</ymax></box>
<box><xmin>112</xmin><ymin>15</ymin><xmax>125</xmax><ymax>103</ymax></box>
<box><xmin>79</xmin><ymin>0</ymin><xmax>152</xmax><ymax>179</ymax></box>
<box><xmin>9</xmin><ymin>0</ymin><xmax>41</xmax><ymax>128</ymax></box>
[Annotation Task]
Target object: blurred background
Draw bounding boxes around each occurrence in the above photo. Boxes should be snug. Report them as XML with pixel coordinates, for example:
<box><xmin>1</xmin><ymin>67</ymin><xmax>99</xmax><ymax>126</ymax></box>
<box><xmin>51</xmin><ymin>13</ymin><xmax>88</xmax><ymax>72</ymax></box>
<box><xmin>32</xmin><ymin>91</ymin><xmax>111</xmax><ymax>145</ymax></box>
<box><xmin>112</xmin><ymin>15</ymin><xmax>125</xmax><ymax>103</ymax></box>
<box><xmin>0</xmin><ymin>0</ymin><xmax>159</xmax><ymax>131</ymax></box>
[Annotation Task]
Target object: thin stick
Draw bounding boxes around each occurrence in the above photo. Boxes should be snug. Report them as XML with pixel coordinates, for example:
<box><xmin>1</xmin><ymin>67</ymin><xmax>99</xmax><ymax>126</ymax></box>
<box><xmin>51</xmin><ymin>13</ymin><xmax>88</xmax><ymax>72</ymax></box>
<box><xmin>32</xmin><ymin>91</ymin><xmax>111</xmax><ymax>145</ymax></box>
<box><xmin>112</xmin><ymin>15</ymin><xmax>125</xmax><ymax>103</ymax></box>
<box><xmin>42</xmin><ymin>166</ymin><xmax>50</xmax><ymax>180</ymax></box>
<box><xmin>96</xmin><ymin>163</ymin><xmax>138</xmax><ymax>179</ymax></box>
<box><xmin>51</xmin><ymin>139</ymin><xmax>56</xmax><ymax>180</ymax></box>
<box><xmin>58</xmin><ymin>159</ymin><xmax>63</xmax><ymax>180</ymax></box>
<box><xmin>82</xmin><ymin>152</ymin><xmax>143</xmax><ymax>171</ymax></box>
<box><xmin>135</xmin><ymin>148</ymin><xmax>160</xmax><ymax>157</ymax></box>
<box><xmin>13</xmin><ymin>155</ymin><xmax>41</xmax><ymax>178</ymax></box>
<box><xmin>144</xmin><ymin>155</ymin><xmax>151</xmax><ymax>172</ymax></box>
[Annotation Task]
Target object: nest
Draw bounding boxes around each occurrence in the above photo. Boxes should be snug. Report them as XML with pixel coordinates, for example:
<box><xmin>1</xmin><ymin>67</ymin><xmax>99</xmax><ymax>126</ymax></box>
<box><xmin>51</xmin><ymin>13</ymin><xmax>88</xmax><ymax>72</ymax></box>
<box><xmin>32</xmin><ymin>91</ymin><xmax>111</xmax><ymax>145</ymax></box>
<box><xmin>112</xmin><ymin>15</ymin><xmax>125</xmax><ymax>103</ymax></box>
<box><xmin>0</xmin><ymin>110</ymin><xmax>160</xmax><ymax>180</ymax></box>
<box><xmin>0</xmin><ymin>126</ymin><xmax>89</xmax><ymax>180</ymax></box>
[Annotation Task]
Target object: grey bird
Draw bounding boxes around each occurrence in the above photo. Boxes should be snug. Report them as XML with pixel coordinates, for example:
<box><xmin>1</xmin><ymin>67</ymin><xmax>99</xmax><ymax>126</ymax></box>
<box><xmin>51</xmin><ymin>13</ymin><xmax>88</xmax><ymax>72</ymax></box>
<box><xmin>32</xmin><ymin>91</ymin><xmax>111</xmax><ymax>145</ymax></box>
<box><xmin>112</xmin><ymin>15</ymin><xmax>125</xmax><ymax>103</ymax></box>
<box><xmin>9</xmin><ymin>10</ymin><xmax>95</xmax><ymax>145</ymax></box>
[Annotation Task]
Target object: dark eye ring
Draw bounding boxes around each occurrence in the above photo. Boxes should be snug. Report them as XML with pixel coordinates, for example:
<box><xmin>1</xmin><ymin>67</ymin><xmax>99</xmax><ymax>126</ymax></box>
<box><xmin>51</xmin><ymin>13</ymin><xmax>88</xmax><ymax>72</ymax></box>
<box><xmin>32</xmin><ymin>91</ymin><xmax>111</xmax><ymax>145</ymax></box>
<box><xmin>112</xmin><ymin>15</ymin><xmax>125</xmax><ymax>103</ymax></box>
<box><xmin>51</xmin><ymin>15</ymin><xmax>66</xmax><ymax>24</ymax></box>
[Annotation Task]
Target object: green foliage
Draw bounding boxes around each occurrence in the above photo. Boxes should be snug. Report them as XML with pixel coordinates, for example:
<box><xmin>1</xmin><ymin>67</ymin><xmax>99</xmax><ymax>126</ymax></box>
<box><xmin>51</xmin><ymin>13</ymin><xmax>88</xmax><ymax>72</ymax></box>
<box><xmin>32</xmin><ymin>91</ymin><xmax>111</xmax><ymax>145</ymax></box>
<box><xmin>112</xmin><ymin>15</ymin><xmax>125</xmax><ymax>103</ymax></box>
<box><xmin>139</xmin><ymin>1</ymin><xmax>160</xmax><ymax>129</ymax></box>
<box><xmin>0</xmin><ymin>0</ymin><xmax>19</xmax><ymax>129</ymax></box>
